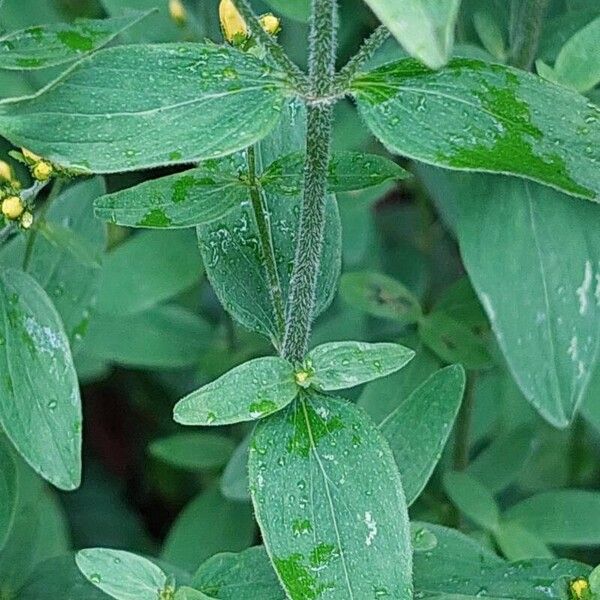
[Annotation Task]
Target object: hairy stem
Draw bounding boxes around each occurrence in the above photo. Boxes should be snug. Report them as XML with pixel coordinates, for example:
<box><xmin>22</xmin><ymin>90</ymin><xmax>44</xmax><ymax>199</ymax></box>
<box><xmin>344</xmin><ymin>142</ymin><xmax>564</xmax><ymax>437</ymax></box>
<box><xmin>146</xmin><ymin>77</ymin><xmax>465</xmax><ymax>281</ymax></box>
<box><xmin>282</xmin><ymin>0</ymin><xmax>337</xmax><ymax>362</ymax></box>
<box><xmin>509</xmin><ymin>0</ymin><xmax>550</xmax><ymax>70</ymax></box>
<box><xmin>230</xmin><ymin>0</ymin><xmax>308</xmax><ymax>90</ymax></box>
<box><xmin>335</xmin><ymin>25</ymin><xmax>389</xmax><ymax>90</ymax></box>
<box><xmin>246</xmin><ymin>145</ymin><xmax>286</xmax><ymax>346</ymax></box>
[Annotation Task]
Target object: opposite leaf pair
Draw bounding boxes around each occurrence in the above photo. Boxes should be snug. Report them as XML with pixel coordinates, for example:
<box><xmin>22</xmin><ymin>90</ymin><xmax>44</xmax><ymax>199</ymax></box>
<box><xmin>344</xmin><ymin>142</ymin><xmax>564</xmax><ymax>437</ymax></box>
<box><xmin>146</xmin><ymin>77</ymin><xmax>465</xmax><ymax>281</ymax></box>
<box><xmin>173</xmin><ymin>341</ymin><xmax>415</xmax><ymax>426</ymax></box>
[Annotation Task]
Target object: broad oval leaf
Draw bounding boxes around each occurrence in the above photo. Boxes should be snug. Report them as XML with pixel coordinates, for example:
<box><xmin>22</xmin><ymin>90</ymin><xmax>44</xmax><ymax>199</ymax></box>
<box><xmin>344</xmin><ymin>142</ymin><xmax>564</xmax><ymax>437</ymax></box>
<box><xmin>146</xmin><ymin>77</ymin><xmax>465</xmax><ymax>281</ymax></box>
<box><xmin>0</xmin><ymin>12</ymin><xmax>150</xmax><ymax>70</ymax></box>
<box><xmin>380</xmin><ymin>364</ymin><xmax>465</xmax><ymax>505</ymax></box>
<box><xmin>149</xmin><ymin>432</ymin><xmax>235</xmax><ymax>471</ymax></box>
<box><xmin>0</xmin><ymin>267</ymin><xmax>81</xmax><ymax>490</ymax></box>
<box><xmin>352</xmin><ymin>58</ymin><xmax>600</xmax><ymax>201</ymax></box>
<box><xmin>76</xmin><ymin>548</ymin><xmax>170</xmax><ymax>600</ymax></box>
<box><xmin>261</xmin><ymin>151</ymin><xmax>409</xmax><ymax>195</ymax></box>
<box><xmin>361</xmin><ymin>0</ymin><xmax>461</xmax><ymax>69</ymax></box>
<box><xmin>249</xmin><ymin>393</ymin><xmax>413</xmax><ymax>599</ymax></box>
<box><xmin>0</xmin><ymin>43</ymin><xmax>290</xmax><ymax>172</ymax></box>
<box><xmin>173</xmin><ymin>357</ymin><xmax>298</xmax><ymax>426</ymax></box>
<box><xmin>94</xmin><ymin>158</ymin><xmax>249</xmax><ymax>229</ymax></box>
<box><xmin>306</xmin><ymin>341</ymin><xmax>415</xmax><ymax>391</ymax></box>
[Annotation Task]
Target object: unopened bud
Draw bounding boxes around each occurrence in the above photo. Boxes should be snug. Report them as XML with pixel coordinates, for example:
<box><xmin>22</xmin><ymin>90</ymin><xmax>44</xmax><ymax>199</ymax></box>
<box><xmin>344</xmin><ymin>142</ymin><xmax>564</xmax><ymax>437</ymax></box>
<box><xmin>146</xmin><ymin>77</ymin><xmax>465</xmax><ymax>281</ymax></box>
<box><xmin>169</xmin><ymin>0</ymin><xmax>187</xmax><ymax>25</ymax></box>
<box><xmin>32</xmin><ymin>160</ymin><xmax>53</xmax><ymax>182</ymax></box>
<box><xmin>20</xmin><ymin>211</ymin><xmax>34</xmax><ymax>229</ymax></box>
<box><xmin>219</xmin><ymin>0</ymin><xmax>248</xmax><ymax>44</ymax></box>
<box><xmin>0</xmin><ymin>160</ymin><xmax>13</xmax><ymax>183</ymax></box>
<box><xmin>1</xmin><ymin>195</ymin><xmax>25</xmax><ymax>220</ymax></box>
<box><xmin>259</xmin><ymin>13</ymin><xmax>281</xmax><ymax>36</ymax></box>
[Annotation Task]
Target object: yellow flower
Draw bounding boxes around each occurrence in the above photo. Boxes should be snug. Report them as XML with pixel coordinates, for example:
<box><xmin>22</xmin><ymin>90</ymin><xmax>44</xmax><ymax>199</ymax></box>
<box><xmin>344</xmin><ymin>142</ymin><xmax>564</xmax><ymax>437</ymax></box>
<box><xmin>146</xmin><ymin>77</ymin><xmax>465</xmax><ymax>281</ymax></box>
<box><xmin>169</xmin><ymin>0</ymin><xmax>187</xmax><ymax>26</ymax></box>
<box><xmin>20</xmin><ymin>211</ymin><xmax>34</xmax><ymax>229</ymax></box>
<box><xmin>32</xmin><ymin>160</ymin><xmax>54</xmax><ymax>182</ymax></box>
<box><xmin>0</xmin><ymin>160</ymin><xmax>13</xmax><ymax>183</ymax></box>
<box><xmin>570</xmin><ymin>578</ymin><xmax>590</xmax><ymax>599</ymax></box>
<box><xmin>219</xmin><ymin>0</ymin><xmax>248</xmax><ymax>44</ymax></box>
<box><xmin>259</xmin><ymin>13</ymin><xmax>281</xmax><ymax>36</ymax></box>
<box><xmin>1</xmin><ymin>195</ymin><xmax>25</xmax><ymax>220</ymax></box>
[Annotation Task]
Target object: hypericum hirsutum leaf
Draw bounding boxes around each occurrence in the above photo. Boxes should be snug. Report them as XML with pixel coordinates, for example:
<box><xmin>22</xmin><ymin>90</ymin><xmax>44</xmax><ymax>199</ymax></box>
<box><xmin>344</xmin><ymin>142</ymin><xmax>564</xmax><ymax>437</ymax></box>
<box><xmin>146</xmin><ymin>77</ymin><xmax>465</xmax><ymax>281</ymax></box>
<box><xmin>261</xmin><ymin>151</ymin><xmax>409</xmax><ymax>195</ymax></box>
<box><xmin>0</xmin><ymin>12</ymin><xmax>150</xmax><ymax>70</ymax></box>
<box><xmin>351</xmin><ymin>58</ymin><xmax>600</xmax><ymax>200</ymax></box>
<box><xmin>0</xmin><ymin>267</ymin><xmax>81</xmax><ymax>490</ymax></box>
<box><xmin>94</xmin><ymin>155</ymin><xmax>249</xmax><ymax>229</ymax></box>
<box><xmin>221</xmin><ymin>434</ymin><xmax>252</xmax><ymax>502</ymax></box>
<box><xmin>305</xmin><ymin>340</ymin><xmax>415</xmax><ymax>391</ymax></box>
<box><xmin>264</xmin><ymin>0</ymin><xmax>310</xmax><ymax>22</ymax></box>
<box><xmin>76</xmin><ymin>548</ymin><xmax>171</xmax><ymax>600</ymax></box>
<box><xmin>380</xmin><ymin>365</ymin><xmax>465</xmax><ymax>505</ymax></box>
<box><xmin>361</xmin><ymin>0</ymin><xmax>461</xmax><ymax>69</ymax></box>
<box><xmin>192</xmin><ymin>546</ymin><xmax>283</xmax><ymax>599</ymax></box>
<box><xmin>505</xmin><ymin>490</ymin><xmax>600</xmax><ymax>547</ymax></box>
<box><xmin>0</xmin><ymin>43</ymin><xmax>290</xmax><ymax>172</ymax></box>
<box><xmin>148</xmin><ymin>432</ymin><xmax>235</xmax><ymax>472</ymax></box>
<box><xmin>340</xmin><ymin>271</ymin><xmax>422</xmax><ymax>323</ymax></box>
<box><xmin>0</xmin><ymin>440</ymin><xmax>17</xmax><ymax>551</ymax></box>
<box><xmin>451</xmin><ymin>174</ymin><xmax>600</xmax><ymax>427</ymax></box>
<box><xmin>249</xmin><ymin>392</ymin><xmax>413</xmax><ymax>599</ymax></box>
<box><xmin>174</xmin><ymin>357</ymin><xmax>298</xmax><ymax>426</ymax></box>
<box><xmin>495</xmin><ymin>521</ymin><xmax>553</xmax><ymax>562</ymax></box>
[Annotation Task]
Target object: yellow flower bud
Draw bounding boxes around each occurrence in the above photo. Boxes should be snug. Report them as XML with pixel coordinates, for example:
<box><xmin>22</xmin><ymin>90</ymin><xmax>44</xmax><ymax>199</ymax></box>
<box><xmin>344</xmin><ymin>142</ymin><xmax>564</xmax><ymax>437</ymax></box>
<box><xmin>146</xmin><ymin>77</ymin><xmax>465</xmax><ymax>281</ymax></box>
<box><xmin>32</xmin><ymin>160</ymin><xmax>53</xmax><ymax>182</ymax></box>
<box><xmin>0</xmin><ymin>160</ymin><xmax>13</xmax><ymax>183</ymax></box>
<box><xmin>21</xmin><ymin>148</ymin><xmax>42</xmax><ymax>163</ymax></box>
<box><xmin>259</xmin><ymin>13</ymin><xmax>281</xmax><ymax>36</ymax></box>
<box><xmin>169</xmin><ymin>0</ymin><xmax>187</xmax><ymax>25</ymax></box>
<box><xmin>20</xmin><ymin>211</ymin><xmax>34</xmax><ymax>229</ymax></box>
<box><xmin>1</xmin><ymin>195</ymin><xmax>25</xmax><ymax>220</ymax></box>
<box><xmin>570</xmin><ymin>578</ymin><xmax>590</xmax><ymax>599</ymax></box>
<box><xmin>219</xmin><ymin>0</ymin><xmax>248</xmax><ymax>44</ymax></box>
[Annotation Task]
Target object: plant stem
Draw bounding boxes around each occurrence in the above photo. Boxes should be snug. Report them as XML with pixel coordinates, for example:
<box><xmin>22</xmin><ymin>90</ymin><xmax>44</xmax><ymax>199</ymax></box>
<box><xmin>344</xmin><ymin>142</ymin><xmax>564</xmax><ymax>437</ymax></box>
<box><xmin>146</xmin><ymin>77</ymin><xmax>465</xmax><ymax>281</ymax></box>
<box><xmin>508</xmin><ymin>0</ymin><xmax>550</xmax><ymax>70</ymax></box>
<box><xmin>246</xmin><ymin>145</ymin><xmax>286</xmax><ymax>345</ymax></box>
<box><xmin>335</xmin><ymin>25</ymin><xmax>389</xmax><ymax>90</ymax></box>
<box><xmin>230</xmin><ymin>0</ymin><xmax>308</xmax><ymax>90</ymax></box>
<box><xmin>282</xmin><ymin>0</ymin><xmax>337</xmax><ymax>362</ymax></box>
<box><xmin>22</xmin><ymin>178</ymin><xmax>63</xmax><ymax>271</ymax></box>
<box><xmin>453</xmin><ymin>372</ymin><xmax>476</xmax><ymax>471</ymax></box>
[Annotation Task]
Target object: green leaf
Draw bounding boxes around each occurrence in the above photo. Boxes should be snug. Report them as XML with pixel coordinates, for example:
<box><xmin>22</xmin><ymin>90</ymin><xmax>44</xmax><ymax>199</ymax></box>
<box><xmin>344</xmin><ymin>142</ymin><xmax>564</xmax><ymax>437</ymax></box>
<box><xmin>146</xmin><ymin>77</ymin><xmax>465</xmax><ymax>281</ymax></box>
<box><xmin>380</xmin><ymin>365</ymin><xmax>465</xmax><ymax>505</ymax></box>
<box><xmin>82</xmin><ymin>305</ymin><xmax>211</xmax><ymax>369</ymax></box>
<box><xmin>198</xmin><ymin>102</ymin><xmax>341</xmax><ymax>344</ymax></box>
<box><xmin>590</xmin><ymin>564</ymin><xmax>600</xmax><ymax>595</ymax></box>
<box><xmin>0</xmin><ymin>12</ymin><xmax>150</xmax><ymax>70</ymax></box>
<box><xmin>451</xmin><ymin>175</ymin><xmax>600</xmax><ymax>427</ymax></box>
<box><xmin>221</xmin><ymin>434</ymin><xmax>251</xmax><ymax>502</ymax></box>
<box><xmin>149</xmin><ymin>433</ymin><xmax>235</xmax><ymax>472</ymax></box>
<box><xmin>473</xmin><ymin>10</ymin><xmax>507</xmax><ymax>62</ymax></box>
<box><xmin>552</xmin><ymin>16</ymin><xmax>600</xmax><ymax>92</ymax></box>
<box><xmin>192</xmin><ymin>547</ymin><xmax>284</xmax><ymax>599</ymax></box>
<box><xmin>94</xmin><ymin>157</ymin><xmax>249</xmax><ymax>229</ymax></box>
<box><xmin>249</xmin><ymin>392</ymin><xmax>413</xmax><ymax>599</ymax></box>
<box><xmin>175</xmin><ymin>588</ymin><xmax>213</xmax><ymax>600</ymax></box>
<box><xmin>76</xmin><ymin>548</ymin><xmax>170</xmax><ymax>600</ymax></box>
<box><xmin>495</xmin><ymin>521</ymin><xmax>553</xmax><ymax>562</ymax></box>
<box><xmin>418</xmin><ymin>311</ymin><xmax>492</xmax><ymax>369</ymax></box>
<box><xmin>0</xmin><ymin>43</ymin><xmax>289</xmax><ymax>173</ymax></box>
<box><xmin>505</xmin><ymin>490</ymin><xmax>600</xmax><ymax>546</ymax></box>
<box><xmin>361</xmin><ymin>0</ymin><xmax>461</xmax><ymax>69</ymax></box>
<box><xmin>96</xmin><ymin>230</ymin><xmax>202</xmax><ymax>317</ymax></box>
<box><xmin>340</xmin><ymin>271</ymin><xmax>422</xmax><ymax>323</ymax></box>
<box><xmin>0</xmin><ymin>267</ymin><xmax>81</xmax><ymax>490</ymax></box>
<box><xmin>162</xmin><ymin>487</ymin><xmax>255</xmax><ymax>573</ymax></box>
<box><xmin>352</xmin><ymin>58</ymin><xmax>600</xmax><ymax>200</ymax></box>
<box><xmin>174</xmin><ymin>357</ymin><xmax>297</xmax><ymax>426</ymax></box>
<box><xmin>261</xmin><ymin>151</ymin><xmax>409</xmax><ymax>195</ymax></box>
<box><xmin>305</xmin><ymin>341</ymin><xmax>415</xmax><ymax>391</ymax></box>
<box><xmin>37</xmin><ymin>220</ymin><xmax>101</xmax><ymax>269</ymax></box>
<box><xmin>0</xmin><ymin>439</ymin><xmax>17</xmax><ymax>550</ymax></box>
<box><xmin>443</xmin><ymin>471</ymin><xmax>500</xmax><ymax>532</ymax></box>
<box><xmin>263</xmin><ymin>0</ymin><xmax>310</xmax><ymax>22</ymax></box>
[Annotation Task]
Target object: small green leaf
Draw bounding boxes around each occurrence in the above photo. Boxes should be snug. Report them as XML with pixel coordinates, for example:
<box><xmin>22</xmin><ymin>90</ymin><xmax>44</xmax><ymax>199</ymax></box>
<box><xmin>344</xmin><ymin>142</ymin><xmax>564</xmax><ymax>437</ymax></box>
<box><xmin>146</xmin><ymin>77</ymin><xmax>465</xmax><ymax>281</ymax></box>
<box><xmin>473</xmin><ymin>10</ymin><xmax>507</xmax><ymax>62</ymax></box>
<box><xmin>76</xmin><ymin>548</ymin><xmax>170</xmax><ymax>600</ymax></box>
<box><xmin>0</xmin><ymin>267</ymin><xmax>81</xmax><ymax>490</ymax></box>
<box><xmin>220</xmin><ymin>435</ymin><xmax>251</xmax><ymax>502</ymax></box>
<box><xmin>361</xmin><ymin>0</ymin><xmax>461</xmax><ymax>69</ymax></box>
<box><xmin>94</xmin><ymin>158</ymin><xmax>249</xmax><ymax>229</ymax></box>
<box><xmin>0</xmin><ymin>44</ymin><xmax>290</xmax><ymax>172</ymax></box>
<box><xmin>505</xmin><ymin>490</ymin><xmax>600</xmax><ymax>546</ymax></box>
<box><xmin>0</xmin><ymin>12</ymin><xmax>151</xmax><ymax>70</ymax></box>
<box><xmin>0</xmin><ymin>440</ymin><xmax>17</xmax><ymax>551</ymax></box>
<box><xmin>444</xmin><ymin>471</ymin><xmax>501</xmax><ymax>532</ymax></box>
<box><xmin>192</xmin><ymin>546</ymin><xmax>283</xmax><ymax>599</ymax></box>
<box><xmin>174</xmin><ymin>357</ymin><xmax>298</xmax><ymax>426</ymax></box>
<box><xmin>250</xmin><ymin>392</ymin><xmax>413</xmax><ymax>599</ymax></box>
<box><xmin>162</xmin><ymin>487</ymin><xmax>255</xmax><ymax>573</ymax></box>
<box><xmin>262</xmin><ymin>151</ymin><xmax>409</xmax><ymax>194</ymax></box>
<box><xmin>418</xmin><ymin>311</ymin><xmax>492</xmax><ymax>369</ymax></box>
<box><xmin>174</xmin><ymin>588</ymin><xmax>213</xmax><ymax>600</ymax></box>
<box><xmin>149</xmin><ymin>433</ymin><xmax>235</xmax><ymax>472</ymax></box>
<box><xmin>37</xmin><ymin>220</ymin><xmax>102</xmax><ymax>268</ymax></box>
<box><xmin>305</xmin><ymin>341</ymin><xmax>415</xmax><ymax>391</ymax></box>
<box><xmin>380</xmin><ymin>365</ymin><xmax>466</xmax><ymax>505</ymax></box>
<box><xmin>495</xmin><ymin>521</ymin><xmax>553</xmax><ymax>562</ymax></box>
<box><xmin>96</xmin><ymin>230</ymin><xmax>203</xmax><ymax>316</ymax></box>
<box><xmin>264</xmin><ymin>0</ymin><xmax>310</xmax><ymax>22</ymax></box>
<box><xmin>590</xmin><ymin>564</ymin><xmax>600</xmax><ymax>595</ymax></box>
<box><xmin>352</xmin><ymin>58</ymin><xmax>600</xmax><ymax>200</ymax></box>
<box><xmin>340</xmin><ymin>271</ymin><xmax>422</xmax><ymax>323</ymax></box>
